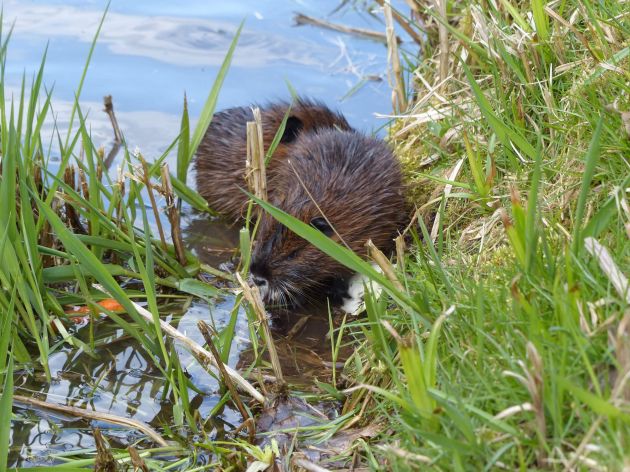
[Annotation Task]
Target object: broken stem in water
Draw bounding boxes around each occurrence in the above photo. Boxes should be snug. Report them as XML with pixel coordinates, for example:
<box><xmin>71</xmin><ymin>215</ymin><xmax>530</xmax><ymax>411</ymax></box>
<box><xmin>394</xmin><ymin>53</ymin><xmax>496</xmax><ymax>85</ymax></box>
<box><xmin>160</xmin><ymin>163</ymin><xmax>187</xmax><ymax>265</ymax></box>
<box><xmin>122</xmin><ymin>295</ymin><xmax>266</xmax><ymax>403</ymax></box>
<box><xmin>246</xmin><ymin>107</ymin><xmax>268</xmax><ymax>205</ymax></box>
<box><xmin>198</xmin><ymin>321</ymin><xmax>256</xmax><ymax>443</ymax></box>
<box><xmin>140</xmin><ymin>156</ymin><xmax>168</xmax><ymax>251</ymax></box>
<box><xmin>13</xmin><ymin>395</ymin><xmax>169</xmax><ymax>447</ymax></box>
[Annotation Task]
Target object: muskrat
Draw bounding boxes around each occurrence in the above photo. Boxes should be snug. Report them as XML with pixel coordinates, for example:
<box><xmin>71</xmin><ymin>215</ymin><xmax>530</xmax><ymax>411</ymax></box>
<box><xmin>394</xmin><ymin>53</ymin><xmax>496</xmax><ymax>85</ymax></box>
<box><xmin>195</xmin><ymin>99</ymin><xmax>351</xmax><ymax>220</ymax></box>
<box><xmin>195</xmin><ymin>99</ymin><xmax>406</xmax><ymax>308</ymax></box>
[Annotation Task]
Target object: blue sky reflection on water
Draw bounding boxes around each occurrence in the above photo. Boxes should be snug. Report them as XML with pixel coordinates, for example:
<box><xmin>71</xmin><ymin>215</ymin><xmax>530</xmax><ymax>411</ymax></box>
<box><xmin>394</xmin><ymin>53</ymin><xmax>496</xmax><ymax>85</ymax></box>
<box><xmin>3</xmin><ymin>0</ymin><xmax>397</xmax><ymax>161</ymax></box>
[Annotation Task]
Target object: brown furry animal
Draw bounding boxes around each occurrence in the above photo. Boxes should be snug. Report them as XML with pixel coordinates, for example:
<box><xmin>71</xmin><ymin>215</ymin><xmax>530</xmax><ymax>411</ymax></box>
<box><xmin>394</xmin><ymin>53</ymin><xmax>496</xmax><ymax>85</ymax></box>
<box><xmin>195</xmin><ymin>100</ymin><xmax>405</xmax><ymax>308</ymax></box>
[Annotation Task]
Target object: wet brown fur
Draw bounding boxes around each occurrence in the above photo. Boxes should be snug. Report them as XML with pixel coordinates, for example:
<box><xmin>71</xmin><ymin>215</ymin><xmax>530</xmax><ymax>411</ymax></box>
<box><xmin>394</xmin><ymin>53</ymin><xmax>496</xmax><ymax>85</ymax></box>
<box><xmin>195</xmin><ymin>99</ymin><xmax>351</xmax><ymax>219</ymax></box>
<box><xmin>250</xmin><ymin>129</ymin><xmax>406</xmax><ymax>307</ymax></box>
<box><xmin>195</xmin><ymin>100</ymin><xmax>406</xmax><ymax>307</ymax></box>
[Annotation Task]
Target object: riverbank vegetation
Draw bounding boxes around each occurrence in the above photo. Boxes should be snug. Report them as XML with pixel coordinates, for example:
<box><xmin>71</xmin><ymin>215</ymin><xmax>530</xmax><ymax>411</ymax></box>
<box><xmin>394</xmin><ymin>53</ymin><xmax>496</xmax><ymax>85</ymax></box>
<box><xmin>1</xmin><ymin>0</ymin><xmax>629</xmax><ymax>470</ymax></box>
<box><xmin>353</xmin><ymin>0</ymin><xmax>630</xmax><ymax>469</ymax></box>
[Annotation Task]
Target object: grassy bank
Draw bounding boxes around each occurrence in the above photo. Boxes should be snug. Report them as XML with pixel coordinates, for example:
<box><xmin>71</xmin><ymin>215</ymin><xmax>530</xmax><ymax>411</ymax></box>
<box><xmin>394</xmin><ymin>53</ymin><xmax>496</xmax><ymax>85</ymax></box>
<box><xmin>337</xmin><ymin>0</ymin><xmax>630</xmax><ymax>469</ymax></box>
<box><xmin>1</xmin><ymin>0</ymin><xmax>629</xmax><ymax>470</ymax></box>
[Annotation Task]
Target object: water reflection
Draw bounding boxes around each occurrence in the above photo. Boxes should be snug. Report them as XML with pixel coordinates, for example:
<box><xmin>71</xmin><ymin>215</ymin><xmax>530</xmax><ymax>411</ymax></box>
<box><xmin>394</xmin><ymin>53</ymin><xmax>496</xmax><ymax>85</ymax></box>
<box><xmin>5</xmin><ymin>1</ymin><xmax>326</xmax><ymax>68</ymax></box>
<box><xmin>11</xmin><ymin>300</ymin><xmax>245</xmax><ymax>467</ymax></box>
<box><xmin>183</xmin><ymin>213</ymin><xmax>240</xmax><ymax>267</ymax></box>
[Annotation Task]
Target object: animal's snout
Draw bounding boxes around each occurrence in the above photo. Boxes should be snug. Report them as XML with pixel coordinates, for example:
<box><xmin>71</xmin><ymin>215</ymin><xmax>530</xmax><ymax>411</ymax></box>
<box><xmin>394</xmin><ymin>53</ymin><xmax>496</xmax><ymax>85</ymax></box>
<box><xmin>250</xmin><ymin>258</ymin><xmax>271</xmax><ymax>290</ymax></box>
<box><xmin>252</xmin><ymin>275</ymin><xmax>268</xmax><ymax>288</ymax></box>
<box><xmin>250</xmin><ymin>266</ymin><xmax>270</xmax><ymax>301</ymax></box>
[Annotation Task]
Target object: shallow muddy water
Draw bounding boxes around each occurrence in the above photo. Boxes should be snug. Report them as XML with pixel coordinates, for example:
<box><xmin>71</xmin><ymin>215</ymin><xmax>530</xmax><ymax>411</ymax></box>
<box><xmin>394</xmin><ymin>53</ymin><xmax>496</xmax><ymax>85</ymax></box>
<box><xmin>4</xmin><ymin>0</ymin><xmax>401</xmax><ymax>467</ymax></box>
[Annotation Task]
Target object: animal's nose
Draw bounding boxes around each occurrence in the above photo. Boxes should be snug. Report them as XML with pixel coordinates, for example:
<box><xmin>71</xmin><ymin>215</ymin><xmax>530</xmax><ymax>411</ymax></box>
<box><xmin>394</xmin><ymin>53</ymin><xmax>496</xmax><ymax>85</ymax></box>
<box><xmin>252</xmin><ymin>275</ymin><xmax>268</xmax><ymax>288</ymax></box>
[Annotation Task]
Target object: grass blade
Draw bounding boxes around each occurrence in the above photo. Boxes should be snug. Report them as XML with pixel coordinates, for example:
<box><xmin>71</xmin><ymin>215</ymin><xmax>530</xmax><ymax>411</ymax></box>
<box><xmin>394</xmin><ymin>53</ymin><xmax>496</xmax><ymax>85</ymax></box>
<box><xmin>572</xmin><ymin>116</ymin><xmax>603</xmax><ymax>252</ymax></box>
<box><xmin>188</xmin><ymin>21</ymin><xmax>244</xmax><ymax>162</ymax></box>
<box><xmin>249</xmin><ymin>193</ymin><xmax>426</xmax><ymax>323</ymax></box>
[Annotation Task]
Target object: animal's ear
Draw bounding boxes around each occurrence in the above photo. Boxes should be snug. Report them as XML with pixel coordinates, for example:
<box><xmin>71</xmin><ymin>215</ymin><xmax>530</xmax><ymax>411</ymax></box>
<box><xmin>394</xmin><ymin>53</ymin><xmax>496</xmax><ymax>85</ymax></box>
<box><xmin>280</xmin><ymin>116</ymin><xmax>304</xmax><ymax>143</ymax></box>
<box><xmin>310</xmin><ymin>217</ymin><xmax>334</xmax><ymax>237</ymax></box>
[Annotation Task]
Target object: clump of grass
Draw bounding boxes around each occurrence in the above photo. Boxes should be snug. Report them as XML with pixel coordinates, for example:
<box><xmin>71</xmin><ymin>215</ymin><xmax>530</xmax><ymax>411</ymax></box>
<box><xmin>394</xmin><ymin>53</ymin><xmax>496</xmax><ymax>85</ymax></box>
<box><xmin>2</xmin><ymin>0</ymin><xmax>629</xmax><ymax>469</ymax></box>
<box><xmin>338</xmin><ymin>0</ymin><xmax>629</xmax><ymax>469</ymax></box>
<box><xmin>0</xmin><ymin>10</ymin><xmax>267</xmax><ymax>469</ymax></box>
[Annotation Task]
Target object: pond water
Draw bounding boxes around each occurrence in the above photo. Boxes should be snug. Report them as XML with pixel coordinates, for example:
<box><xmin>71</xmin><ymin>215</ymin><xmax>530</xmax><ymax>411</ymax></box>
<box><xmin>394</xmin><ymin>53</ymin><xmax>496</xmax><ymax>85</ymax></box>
<box><xmin>4</xmin><ymin>0</ymin><xmax>401</xmax><ymax>467</ymax></box>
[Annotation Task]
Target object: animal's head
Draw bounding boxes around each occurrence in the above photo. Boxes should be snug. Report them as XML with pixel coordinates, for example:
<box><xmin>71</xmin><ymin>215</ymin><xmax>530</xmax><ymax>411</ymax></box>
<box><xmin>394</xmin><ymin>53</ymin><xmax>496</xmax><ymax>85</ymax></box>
<box><xmin>249</xmin><ymin>129</ymin><xmax>405</xmax><ymax>308</ymax></box>
<box><xmin>250</xmin><ymin>206</ymin><xmax>349</xmax><ymax>308</ymax></box>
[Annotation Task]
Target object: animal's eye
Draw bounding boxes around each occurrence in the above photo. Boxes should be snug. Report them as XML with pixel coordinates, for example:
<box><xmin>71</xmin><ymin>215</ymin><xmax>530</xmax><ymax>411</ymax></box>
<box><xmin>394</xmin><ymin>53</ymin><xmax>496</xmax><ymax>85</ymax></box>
<box><xmin>286</xmin><ymin>249</ymin><xmax>300</xmax><ymax>261</ymax></box>
<box><xmin>280</xmin><ymin>116</ymin><xmax>304</xmax><ymax>143</ymax></box>
<box><xmin>310</xmin><ymin>217</ymin><xmax>334</xmax><ymax>237</ymax></box>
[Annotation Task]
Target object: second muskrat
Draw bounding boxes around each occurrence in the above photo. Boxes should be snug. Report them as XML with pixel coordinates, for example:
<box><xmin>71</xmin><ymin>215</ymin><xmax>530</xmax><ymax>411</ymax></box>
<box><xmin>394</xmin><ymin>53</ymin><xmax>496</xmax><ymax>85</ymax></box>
<box><xmin>195</xmin><ymin>99</ymin><xmax>406</xmax><ymax>308</ymax></box>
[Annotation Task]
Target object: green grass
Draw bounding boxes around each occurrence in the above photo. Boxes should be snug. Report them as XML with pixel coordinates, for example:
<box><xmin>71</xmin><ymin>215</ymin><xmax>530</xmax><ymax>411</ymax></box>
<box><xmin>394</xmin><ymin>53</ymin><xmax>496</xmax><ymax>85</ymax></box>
<box><xmin>0</xmin><ymin>9</ymin><xmax>251</xmax><ymax>471</ymax></box>
<box><xmin>331</xmin><ymin>0</ymin><xmax>630</xmax><ymax>469</ymax></box>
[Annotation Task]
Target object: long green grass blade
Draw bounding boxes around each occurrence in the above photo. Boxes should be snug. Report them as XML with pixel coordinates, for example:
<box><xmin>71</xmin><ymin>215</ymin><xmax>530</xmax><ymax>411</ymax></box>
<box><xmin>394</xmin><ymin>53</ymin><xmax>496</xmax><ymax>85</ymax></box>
<box><xmin>176</xmin><ymin>94</ymin><xmax>190</xmax><ymax>183</ymax></box>
<box><xmin>572</xmin><ymin>116</ymin><xmax>603</xmax><ymax>252</ymax></box>
<box><xmin>249</xmin><ymin>194</ymin><xmax>426</xmax><ymax>323</ymax></box>
<box><xmin>463</xmin><ymin>62</ymin><xmax>537</xmax><ymax>161</ymax></box>
<box><xmin>188</xmin><ymin>21</ymin><xmax>244</xmax><ymax>162</ymax></box>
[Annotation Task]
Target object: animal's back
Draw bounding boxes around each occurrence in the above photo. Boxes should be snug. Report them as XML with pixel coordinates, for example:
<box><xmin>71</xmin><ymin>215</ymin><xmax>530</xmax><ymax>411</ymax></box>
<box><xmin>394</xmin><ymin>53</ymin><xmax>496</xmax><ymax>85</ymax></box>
<box><xmin>194</xmin><ymin>99</ymin><xmax>351</xmax><ymax>220</ymax></box>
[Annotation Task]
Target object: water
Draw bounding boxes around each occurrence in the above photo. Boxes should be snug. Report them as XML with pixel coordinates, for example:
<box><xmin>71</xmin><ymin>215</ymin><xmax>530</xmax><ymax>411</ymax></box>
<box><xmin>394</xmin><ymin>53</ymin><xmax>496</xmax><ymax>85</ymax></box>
<box><xmin>4</xmin><ymin>0</ymin><xmax>394</xmax><ymax>159</ymax></box>
<box><xmin>4</xmin><ymin>0</ymin><xmax>398</xmax><ymax>467</ymax></box>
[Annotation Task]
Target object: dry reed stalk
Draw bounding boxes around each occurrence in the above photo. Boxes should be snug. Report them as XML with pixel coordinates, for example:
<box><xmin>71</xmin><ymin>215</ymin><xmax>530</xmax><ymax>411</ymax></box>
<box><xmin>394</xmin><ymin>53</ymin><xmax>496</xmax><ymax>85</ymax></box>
<box><xmin>395</xmin><ymin>234</ymin><xmax>406</xmax><ymax>273</ymax></box>
<box><xmin>198</xmin><ymin>321</ymin><xmax>256</xmax><ymax>443</ymax></box>
<box><xmin>103</xmin><ymin>95</ymin><xmax>123</xmax><ymax>170</ymax></box>
<box><xmin>584</xmin><ymin>237</ymin><xmax>630</xmax><ymax>303</ymax></box>
<box><xmin>430</xmin><ymin>158</ymin><xmax>465</xmax><ymax>242</ymax></box>
<box><xmin>502</xmin><ymin>343</ymin><xmax>546</xmax><ymax>466</ymax></box>
<box><xmin>236</xmin><ymin>272</ymin><xmax>285</xmax><ymax>386</ymax></box>
<box><xmin>366</xmin><ymin>239</ymin><xmax>404</xmax><ymax>291</ymax></box>
<box><xmin>63</xmin><ymin>167</ymin><xmax>86</xmax><ymax>235</ymax></box>
<box><xmin>93</xmin><ymin>427</ymin><xmax>117</xmax><ymax>471</ymax></box>
<box><xmin>122</xmin><ymin>296</ymin><xmax>265</xmax><ymax>403</ymax></box>
<box><xmin>434</xmin><ymin>0</ymin><xmax>449</xmax><ymax>89</ymax></box>
<box><xmin>374</xmin><ymin>0</ymin><xmax>424</xmax><ymax>45</ymax></box>
<box><xmin>160</xmin><ymin>164</ymin><xmax>186</xmax><ymax>265</ymax></box>
<box><xmin>96</xmin><ymin>148</ymin><xmax>104</xmax><ymax>182</ymax></box>
<box><xmin>526</xmin><ymin>343</ymin><xmax>547</xmax><ymax>467</ymax></box>
<box><xmin>384</xmin><ymin>1</ymin><xmax>408</xmax><ymax>113</ymax></box>
<box><xmin>13</xmin><ymin>394</ymin><xmax>169</xmax><ymax>447</ymax></box>
<box><xmin>292</xmin><ymin>458</ymin><xmax>333</xmax><ymax>472</ymax></box>
<box><xmin>404</xmin><ymin>0</ymin><xmax>421</xmax><ymax>14</ymax></box>
<box><xmin>77</xmin><ymin>166</ymin><xmax>91</xmax><ymax>234</ymax></box>
<box><xmin>33</xmin><ymin>161</ymin><xmax>43</xmax><ymax>192</ymax></box>
<box><xmin>294</xmin><ymin>13</ymin><xmax>394</xmax><ymax>44</ymax></box>
<box><xmin>139</xmin><ymin>157</ymin><xmax>167</xmax><ymax>250</ymax></box>
<box><xmin>78</xmin><ymin>166</ymin><xmax>89</xmax><ymax>203</ymax></box>
<box><xmin>115</xmin><ymin>166</ymin><xmax>125</xmax><ymax>235</ymax></box>
<box><xmin>246</xmin><ymin>107</ymin><xmax>268</xmax><ymax>204</ymax></box>
<box><xmin>127</xmin><ymin>446</ymin><xmax>150</xmax><ymax>472</ymax></box>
